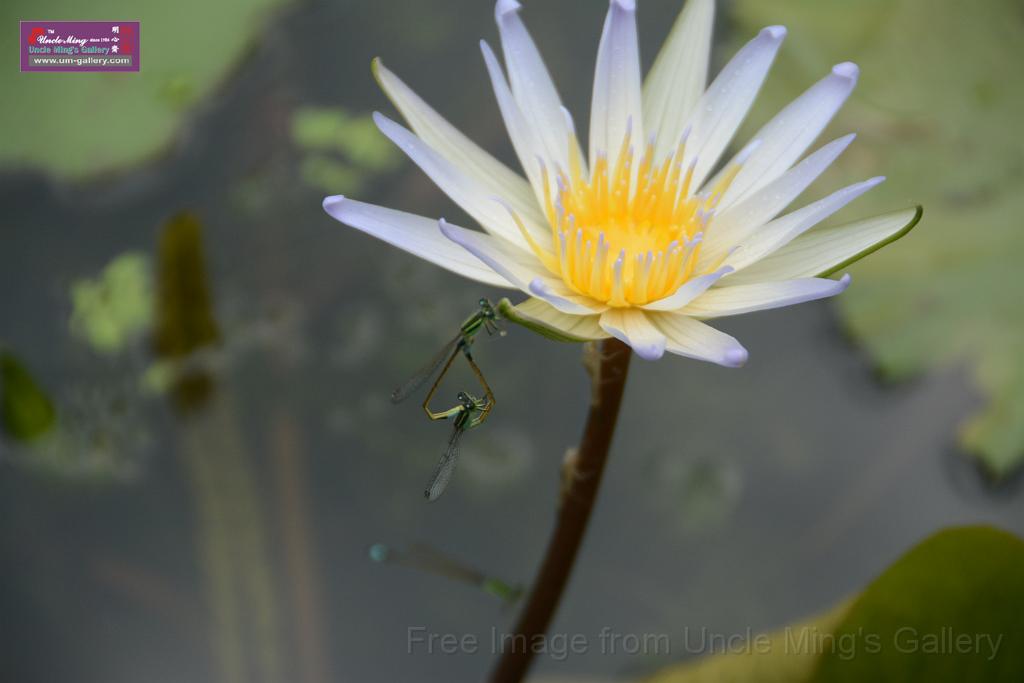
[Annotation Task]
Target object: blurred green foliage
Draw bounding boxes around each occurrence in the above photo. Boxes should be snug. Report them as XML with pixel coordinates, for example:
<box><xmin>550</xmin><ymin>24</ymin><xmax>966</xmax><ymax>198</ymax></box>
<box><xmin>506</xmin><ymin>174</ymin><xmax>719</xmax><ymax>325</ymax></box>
<box><xmin>0</xmin><ymin>352</ymin><xmax>56</xmax><ymax>441</ymax></box>
<box><xmin>730</xmin><ymin>0</ymin><xmax>1024</xmax><ymax>478</ymax></box>
<box><xmin>153</xmin><ymin>214</ymin><xmax>221</xmax><ymax>358</ymax></box>
<box><xmin>299</xmin><ymin>155</ymin><xmax>365</xmax><ymax>196</ymax></box>
<box><xmin>291</xmin><ymin>106</ymin><xmax>400</xmax><ymax>194</ymax></box>
<box><xmin>647</xmin><ymin>526</ymin><xmax>1024</xmax><ymax>683</ymax></box>
<box><xmin>0</xmin><ymin>350</ymin><xmax>150</xmax><ymax>480</ymax></box>
<box><xmin>0</xmin><ymin>0</ymin><xmax>292</xmax><ymax>176</ymax></box>
<box><xmin>69</xmin><ymin>252</ymin><xmax>153</xmax><ymax>354</ymax></box>
<box><xmin>153</xmin><ymin>213</ymin><xmax>222</xmax><ymax>412</ymax></box>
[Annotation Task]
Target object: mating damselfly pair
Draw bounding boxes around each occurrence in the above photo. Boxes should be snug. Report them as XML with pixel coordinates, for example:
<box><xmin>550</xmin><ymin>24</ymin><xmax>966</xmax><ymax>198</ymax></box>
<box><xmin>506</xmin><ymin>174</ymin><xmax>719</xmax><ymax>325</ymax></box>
<box><xmin>391</xmin><ymin>298</ymin><xmax>503</xmax><ymax>501</ymax></box>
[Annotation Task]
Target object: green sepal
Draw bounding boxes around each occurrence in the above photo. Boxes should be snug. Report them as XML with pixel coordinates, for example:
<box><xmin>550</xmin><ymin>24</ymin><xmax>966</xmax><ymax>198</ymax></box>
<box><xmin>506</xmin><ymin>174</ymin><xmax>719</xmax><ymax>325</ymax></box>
<box><xmin>818</xmin><ymin>205</ymin><xmax>924</xmax><ymax>278</ymax></box>
<box><xmin>496</xmin><ymin>298</ymin><xmax>592</xmax><ymax>343</ymax></box>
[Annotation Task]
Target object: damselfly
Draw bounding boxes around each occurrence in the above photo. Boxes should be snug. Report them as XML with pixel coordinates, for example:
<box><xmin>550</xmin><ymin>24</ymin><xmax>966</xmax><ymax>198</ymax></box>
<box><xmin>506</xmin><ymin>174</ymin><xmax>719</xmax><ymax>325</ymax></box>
<box><xmin>390</xmin><ymin>298</ymin><xmax>502</xmax><ymax>423</ymax></box>
<box><xmin>424</xmin><ymin>390</ymin><xmax>492</xmax><ymax>501</ymax></box>
<box><xmin>368</xmin><ymin>542</ymin><xmax>521</xmax><ymax>603</ymax></box>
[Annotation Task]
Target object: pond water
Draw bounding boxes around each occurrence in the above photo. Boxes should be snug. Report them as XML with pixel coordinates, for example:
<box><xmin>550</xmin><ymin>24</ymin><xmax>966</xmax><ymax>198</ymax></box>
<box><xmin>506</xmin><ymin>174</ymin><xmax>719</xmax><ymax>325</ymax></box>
<box><xmin>1</xmin><ymin>1</ymin><xmax>1021</xmax><ymax>682</ymax></box>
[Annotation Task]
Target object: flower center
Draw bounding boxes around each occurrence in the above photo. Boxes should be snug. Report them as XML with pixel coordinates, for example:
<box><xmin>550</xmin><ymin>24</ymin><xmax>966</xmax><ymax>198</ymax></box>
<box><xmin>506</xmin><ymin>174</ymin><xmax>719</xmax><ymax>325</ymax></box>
<box><xmin>516</xmin><ymin>127</ymin><xmax>744</xmax><ymax>307</ymax></box>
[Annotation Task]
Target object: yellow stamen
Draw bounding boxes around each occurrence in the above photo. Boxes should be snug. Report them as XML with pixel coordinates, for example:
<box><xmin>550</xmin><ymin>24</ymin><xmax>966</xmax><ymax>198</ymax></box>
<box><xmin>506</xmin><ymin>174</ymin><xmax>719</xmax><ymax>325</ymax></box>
<box><xmin>504</xmin><ymin>203</ymin><xmax>560</xmax><ymax>274</ymax></box>
<box><xmin>534</xmin><ymin>129</ymin><xmax>750</xmax><ymax>306</ymax></box>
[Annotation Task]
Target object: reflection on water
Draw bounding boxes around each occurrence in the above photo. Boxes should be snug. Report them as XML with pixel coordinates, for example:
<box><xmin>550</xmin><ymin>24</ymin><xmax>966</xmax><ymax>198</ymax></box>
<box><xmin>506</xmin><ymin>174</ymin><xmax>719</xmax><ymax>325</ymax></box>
<box><xmin>653</xmin><ymin>454</ymin><xmax>742</xmax><ymax>535</ymax></box>
<box><xmin>459</xmin><ymin>427</ymin><xmax>535</xmax><ymax>493</ymax></box>
<box><xmin>1</xmin><ymin>1</ymin><xmax>1023</xmax><ymax>682</ymax></box>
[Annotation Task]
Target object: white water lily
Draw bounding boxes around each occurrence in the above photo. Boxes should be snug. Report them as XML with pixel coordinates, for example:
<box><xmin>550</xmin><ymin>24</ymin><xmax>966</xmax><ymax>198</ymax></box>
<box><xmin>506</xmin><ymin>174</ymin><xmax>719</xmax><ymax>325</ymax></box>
<box><xmin>323</xmin><ymin>0</ymin><xmax>920</xmax><ymax>364</ymax></box>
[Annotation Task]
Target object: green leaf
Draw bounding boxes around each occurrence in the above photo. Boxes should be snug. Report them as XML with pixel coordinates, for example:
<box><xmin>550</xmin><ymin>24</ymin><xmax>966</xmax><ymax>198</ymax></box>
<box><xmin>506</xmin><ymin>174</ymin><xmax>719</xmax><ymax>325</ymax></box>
<box><xmin>644</xmin><ymin>527</ymin><xmax>1024</xmax><ymax>683</ymax></box>
<box><xmin>728</xmin><ymin>0</ymin><xmax>1024</xmax><ymax>478</ymax></box>
<box><xmin>0</xmin><ymin>0</ymin><xmax>292</xmax><ymax>177</ymax></box>
<box><xmin>811</xmin><ymin>526</ymin><xmax>1024</xmax><ymax>682</ymax></box>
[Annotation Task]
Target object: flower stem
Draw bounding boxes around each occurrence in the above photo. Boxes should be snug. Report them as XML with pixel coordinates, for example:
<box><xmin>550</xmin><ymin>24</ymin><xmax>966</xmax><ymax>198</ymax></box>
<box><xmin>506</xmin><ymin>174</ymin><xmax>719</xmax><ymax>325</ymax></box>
<box><xmin>489</xmin><ymin>338</ymin><xmax>632</xmax><ymax>683</ymax></box>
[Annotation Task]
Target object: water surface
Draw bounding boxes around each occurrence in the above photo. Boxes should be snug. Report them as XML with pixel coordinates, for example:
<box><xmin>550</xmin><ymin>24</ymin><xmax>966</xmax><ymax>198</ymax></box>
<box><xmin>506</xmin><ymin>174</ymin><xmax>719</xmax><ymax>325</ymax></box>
<box><xmin>1</xmin><ymin>1</ymin><xmax>1021</xmax><ymax>682</ymax></box>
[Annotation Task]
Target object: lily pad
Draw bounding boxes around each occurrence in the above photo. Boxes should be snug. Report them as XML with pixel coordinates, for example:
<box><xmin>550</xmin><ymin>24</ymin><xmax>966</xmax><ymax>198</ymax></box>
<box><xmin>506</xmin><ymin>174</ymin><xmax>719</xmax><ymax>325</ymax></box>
<box><xmin>646</xmin><ymin>526</ymin><xmax>1024</xmax><ymax>683</ymax></box>
<box><xmin>728</xmin><ymin>0</ymin><xmax>1024</xmax><ymax>478</ymax></box>
<box><xmin>0</xmin><ymin>0</ymin><xmax>292</xmax><ymax>177</ymax></box>
<box><xmin>812</xmin><ymin>526</ymin><xmax>1024</xmax><ymax>682</ymax></box>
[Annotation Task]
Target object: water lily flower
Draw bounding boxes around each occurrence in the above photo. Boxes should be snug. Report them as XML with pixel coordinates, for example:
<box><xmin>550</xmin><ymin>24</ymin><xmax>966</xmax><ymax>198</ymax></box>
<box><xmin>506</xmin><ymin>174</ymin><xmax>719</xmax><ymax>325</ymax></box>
<box><xmin>323</xmin><ymin>0</ymin><xmax>920</xmax><ymax>364</ymax></box>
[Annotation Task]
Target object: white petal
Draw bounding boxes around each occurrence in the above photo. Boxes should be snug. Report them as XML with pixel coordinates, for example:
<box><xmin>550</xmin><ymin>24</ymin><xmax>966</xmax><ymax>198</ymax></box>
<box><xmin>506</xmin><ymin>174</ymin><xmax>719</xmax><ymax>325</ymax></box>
<box><xmin>684</xmin><ymin>26</ymin><xmax>786</xmax><ymax>189</ymax></box>
<box><xmin>590</xmin><ymin>0</ymin><xmax>644</xmax><ymax>169</ymax></box>
<box><xmin>528</xmin><ymin>279</ymin><xmax>608</xmax><ymax>315</ymax></box>
<box><xmin>374</xmin><ymin>112</ymin><xmax>548</xmax><ymax>251</ymax></box>
<box><xmin>642</xmin><ymin>0</ymin><xmax>714</xmax><ymax>162</ymax></box>
<box><xmin>718</xmin><ymin>62</ymin><xmax>860</xmax><ymax>209</ymax></box>
<box><xmin>438</xmin><ymin>218</ymin><xmax>546</xmax><ymax>288</ymax></box>
<box><xmin>494</xmin><ymin>0</ymin><xmax>578</xmax><ymax>171</ymax></box>
<box><xmin>372</xmin><ymin>58</ymin><xmax>542</xmax><ymax>224</ymax></box>
<box><xmin>721</xmin><ymin>176</ymin><xmax>885</xmax><ymax>273</ymax></box>
<box><xmin>726</xmin><ymin>206</ymin><xmax>923</xmax><ymax>285</ymax></box>
<box><xmin>599</xmin><ymin>308</ymin><xmax>667</xmax><ymax>360</ymax></box>
<box><xmin>480</xmin><ymin>40</ymin><xmax>551</xmax><ymax>205</ymax></box>
<box><xmin>439</xmin><ymin>219</ymin><xmax>605</xmax><ymax>315</ymax></box>
<box><xmin>647</xmin><ymin>313</ymin><xmax>749</xmax><ymax>367</ymax></box>
<box><xmin>681</xmin><ymin>274</ymin><xmax>851</xmax><ymax>318</ymax></box>
<box><xmin>322</xmin><ymin>196</ymin><xmax>513</xmax><ymax>288</ymax></box>
<box><xmin>512</xmin><ymin>298</ymin><xmax>608</xmax><ymax>340</ymax></box>
<box><xmin>703</xmin><ymin>134</ymin><xmax>855</xmax><ymax>259</ymax></box>
<box><xmin>641</xmin><ymin>265</ymin><xmax>733</xmax><ymax>311</ymax></box>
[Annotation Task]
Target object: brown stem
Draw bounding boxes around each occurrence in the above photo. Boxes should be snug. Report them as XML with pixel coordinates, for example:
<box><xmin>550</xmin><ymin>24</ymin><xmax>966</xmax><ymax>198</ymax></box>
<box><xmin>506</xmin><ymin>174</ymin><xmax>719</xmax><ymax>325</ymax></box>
<box><xmin>489</xmin><ymin>338</ymin><xmax>632</xmax><ymax>683</ymax></box>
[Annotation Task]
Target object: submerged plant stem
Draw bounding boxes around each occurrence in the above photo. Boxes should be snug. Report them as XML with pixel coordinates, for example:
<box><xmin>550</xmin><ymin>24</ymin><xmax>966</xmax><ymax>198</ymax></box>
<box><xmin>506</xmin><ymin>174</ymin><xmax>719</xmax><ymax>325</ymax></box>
<box><xmin>489</xmin><ymin>338</ymin><xmax>632</xmax><ymax>683</ymax></box>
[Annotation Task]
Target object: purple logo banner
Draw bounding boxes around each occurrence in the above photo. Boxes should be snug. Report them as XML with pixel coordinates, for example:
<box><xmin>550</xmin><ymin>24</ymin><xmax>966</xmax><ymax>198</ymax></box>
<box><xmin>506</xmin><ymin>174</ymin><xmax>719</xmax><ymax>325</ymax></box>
<box><xmin>20</xmin><ymin>21</ymin><xmax>140</xmax><ymax>72</ymax></box>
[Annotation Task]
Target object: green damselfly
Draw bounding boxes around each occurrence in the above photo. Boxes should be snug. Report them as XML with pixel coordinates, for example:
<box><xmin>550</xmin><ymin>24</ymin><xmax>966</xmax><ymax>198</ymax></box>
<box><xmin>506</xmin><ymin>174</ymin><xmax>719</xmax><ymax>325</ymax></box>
<box><xmin>368</xmin><ymin>542</ymin><xmax>521</xmax><ymax>604</ymax></box>
<box><xmin>424</xmin><ymin>390</ymin><xmax>492</xmax><ymax>501</ymax></box>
